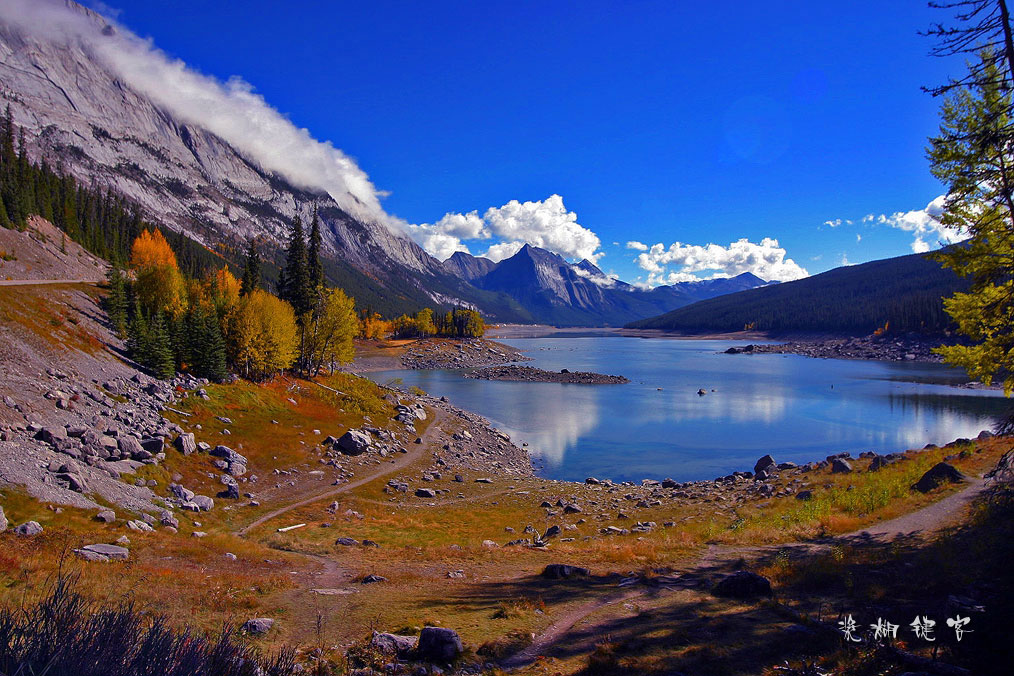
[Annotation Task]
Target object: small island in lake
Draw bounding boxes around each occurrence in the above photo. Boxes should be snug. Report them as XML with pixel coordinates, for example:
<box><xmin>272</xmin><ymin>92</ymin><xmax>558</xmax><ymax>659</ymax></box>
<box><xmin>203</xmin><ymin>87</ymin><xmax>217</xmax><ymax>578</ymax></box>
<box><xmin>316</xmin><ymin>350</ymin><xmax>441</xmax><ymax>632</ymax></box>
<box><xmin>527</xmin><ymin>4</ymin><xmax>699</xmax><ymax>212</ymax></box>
<box><xmin>464</xmin><ymin>364</ymin><xmax>629</xmax><ymax>383</ymax></box>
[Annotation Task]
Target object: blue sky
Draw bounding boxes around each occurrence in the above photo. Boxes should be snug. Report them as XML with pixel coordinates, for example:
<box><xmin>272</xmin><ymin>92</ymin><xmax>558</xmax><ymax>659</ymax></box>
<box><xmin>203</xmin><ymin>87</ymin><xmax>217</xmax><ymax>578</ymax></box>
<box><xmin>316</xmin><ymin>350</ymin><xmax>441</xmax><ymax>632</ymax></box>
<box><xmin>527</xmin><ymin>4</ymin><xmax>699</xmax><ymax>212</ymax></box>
<box><xmin>90</xmin><ymin>0</ymin><xmax>966</xmax><ymax>285</ymax></box>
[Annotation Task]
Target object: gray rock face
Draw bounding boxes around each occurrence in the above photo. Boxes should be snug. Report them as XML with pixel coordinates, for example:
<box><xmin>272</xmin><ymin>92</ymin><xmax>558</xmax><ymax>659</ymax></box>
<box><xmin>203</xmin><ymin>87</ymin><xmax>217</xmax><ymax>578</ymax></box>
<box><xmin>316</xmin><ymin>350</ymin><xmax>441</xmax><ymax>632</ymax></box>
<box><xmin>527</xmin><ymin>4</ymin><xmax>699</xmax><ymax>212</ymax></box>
<box><xmin>173</xmin><ymin>433</ymin><xmax>196</xmax><ymax>455</ymax></box>
<box><xmin>712</xmin><ymin>571</ymin><xmax>773</xmax><ymax>598</ymax></box>
<box><xmin>912</xmin><ymin>462</ymin><xmax>966</xmax><ymax>493</ymax></box>
<box><xmin>14</xmin><ymin>521</ymin><xmax>43</xmax><ymax>536</ymax></box>
<box><xmin>242</xmin><ymin>618</ymin><xmax>275</xmax><ymax>635</ymax></box>
<box><xmin>336</xmin><ymin>429</ymin><xmax>372</xmax><ymax>455</ymax></box>
<box><xmin>416</xmin><ymin>627</ymin><xmax>463</xmax><ymax>662</ymax></box>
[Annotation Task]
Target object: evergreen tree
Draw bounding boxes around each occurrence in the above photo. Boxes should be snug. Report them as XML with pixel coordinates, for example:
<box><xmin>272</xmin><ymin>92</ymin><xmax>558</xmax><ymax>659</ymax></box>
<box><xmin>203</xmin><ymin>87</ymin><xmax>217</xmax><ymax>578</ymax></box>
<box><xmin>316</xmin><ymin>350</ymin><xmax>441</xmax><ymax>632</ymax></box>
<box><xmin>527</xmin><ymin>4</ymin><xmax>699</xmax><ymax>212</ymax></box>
<box><xmin>199</xmin><ymin>310</ymin><xmax>228</xmax><ymax>381</ymax></box>
<box><xmin>105</xmin><ymin>266</ymin><xmax>129</xmax><ymax>337</ymax></box>
<box><xmin>148</xmin><ymin>311</ymin><xmax>176</xmax><ymax>380</ymax></box>
<box><xmin>281</xmin><ymin>216</ymin><xmax>311</xmax><ymax>316</ymax></box>
<box><xmin>308</xmin><ymin>208</ymin><xmax>324</xmax><ymax>291</ymax></box>
<box><xmin>240</xmin><ymin>237</ymin><xmax>261</xmax><ymax>296</ymax></box>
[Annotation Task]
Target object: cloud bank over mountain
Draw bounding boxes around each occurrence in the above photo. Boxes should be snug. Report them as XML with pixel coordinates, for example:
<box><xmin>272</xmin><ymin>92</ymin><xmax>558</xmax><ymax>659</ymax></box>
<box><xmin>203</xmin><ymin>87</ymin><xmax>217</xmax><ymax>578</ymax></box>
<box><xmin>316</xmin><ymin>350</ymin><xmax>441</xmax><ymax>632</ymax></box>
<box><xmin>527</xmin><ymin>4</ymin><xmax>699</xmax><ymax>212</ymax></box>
<box><xmin>629</xmin><ymin>238</ymin><xmax>809</xmax><ymax>286</ymax></box>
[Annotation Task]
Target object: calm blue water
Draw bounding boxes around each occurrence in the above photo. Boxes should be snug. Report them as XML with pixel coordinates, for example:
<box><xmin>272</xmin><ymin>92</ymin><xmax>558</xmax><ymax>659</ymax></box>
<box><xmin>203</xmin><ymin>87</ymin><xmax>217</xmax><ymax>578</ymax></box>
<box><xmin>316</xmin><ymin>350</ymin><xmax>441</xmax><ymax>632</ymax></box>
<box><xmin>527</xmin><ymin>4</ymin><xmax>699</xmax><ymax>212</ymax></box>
<box><xmin>368</xmin><ymin>337</ymin><xmax>1009</xmax><ymax>483</ymax></box>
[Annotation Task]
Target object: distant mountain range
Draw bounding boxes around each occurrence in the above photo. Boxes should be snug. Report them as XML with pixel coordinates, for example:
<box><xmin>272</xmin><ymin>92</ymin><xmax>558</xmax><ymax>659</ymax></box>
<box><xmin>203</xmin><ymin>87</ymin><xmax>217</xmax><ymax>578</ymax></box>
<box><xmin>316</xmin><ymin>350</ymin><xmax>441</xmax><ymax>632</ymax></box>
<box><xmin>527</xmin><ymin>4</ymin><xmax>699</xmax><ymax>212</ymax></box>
<box><xmin>441</xmin><ymin>244</ymin><xmax>772</xmax><ymax>326</ymax></box>
<box><xmin>627</xmin><ymin>249</ymin><xmax>965</xmax><ymax>335</ymax></box>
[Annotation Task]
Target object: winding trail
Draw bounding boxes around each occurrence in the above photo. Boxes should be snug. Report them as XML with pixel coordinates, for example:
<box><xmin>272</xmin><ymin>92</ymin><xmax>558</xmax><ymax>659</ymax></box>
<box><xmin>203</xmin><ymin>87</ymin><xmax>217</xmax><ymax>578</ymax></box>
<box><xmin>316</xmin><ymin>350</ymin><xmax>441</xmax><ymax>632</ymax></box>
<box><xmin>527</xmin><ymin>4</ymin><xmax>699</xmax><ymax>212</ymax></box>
<box><xmin>501</xmin><ymin>476</ymin><xmax>990</xmax><ymax>670</ymax></box>
<box><xmin>237</xmin><ymin>407</ymin><xmax>449</xmax><ymax>536</ymax></box>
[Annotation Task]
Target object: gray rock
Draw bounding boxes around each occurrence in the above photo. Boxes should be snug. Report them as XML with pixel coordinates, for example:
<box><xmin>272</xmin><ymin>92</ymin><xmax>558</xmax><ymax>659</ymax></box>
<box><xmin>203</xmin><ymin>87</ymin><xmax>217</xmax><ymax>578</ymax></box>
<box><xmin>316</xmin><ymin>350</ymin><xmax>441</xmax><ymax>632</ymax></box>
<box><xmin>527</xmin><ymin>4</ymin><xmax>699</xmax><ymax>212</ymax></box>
<box><xmin>370</xmin><ymin>631</ymin><xmax>415</xmax><ymax>656</ymax></box>
<box><xmin>543</xmin><ymin>525</ymin><xmax>562</xmax><ymax>539</ymax></box>
<box><xmin>0</xmin><ymin>506</ymin><xmax>6</xmax><ymax>532</ymax></box>
<box><xmin>211</xmin><ymin>445</ymin><xmax>247</xmax><ymax>465</ymax></box>
<box><xmin>57</xmin><ymin>472</ymin><xmax>89</xmax><ymax>493</ymax></box>
<box><xmin>82</xmin><ymin>543</ymin><xmax>129</xmax><ymax>560</ymax></box>
<box><xmin>542</xmin><ymin>564</ymin><xmax>590</xmax><ymax>579</ymax></box>
<box><xmin>712</xmin><ymin>571</ymin><xmax>772</xmax><ymax>598</ymax></box>
<box><xmin>241</xmin><ymin>618</ymin><xmax>275</xmax><ymax>635</ymax></box>
<box><xmin>173</xmin><ymin>433</ymin><xmax>196</xmax><ymax>455</ymax></box>
<box><xmin>95</xmin><ymin>510</ymin><xmax>116</xmax><ymax>523</ymax></box>
<box><xmin>912</xmin><ymin>462</ymin><xmax>966</xmax><ymax>493</ymax></box>
<box><xmin>753</xmin><ymin>454</ymin><xmax>776</xmax><ymax>474</ymax></box>
<box><xmin>191</xmin><ymin>495</ymin><xmax>214</xmax><ymax>511</ymax></box>
<box><xmin>126</xmin><ymin>519</ymin><xmax>153</xmax><ymax>532</ymax></box>
<box><xmin>140</xmin><ymin>437</ymin><xmax>164</xmax><ymax>454</ymax></box>
<box><xmin>14</xmin><ymin>521</ymin><xmax>43</xmax><ymax>536</ymax></box>
<box><xmin>74</xmin><ymin>548</ymin><xmax>110</xmax><ymax>562</ymax></box>
<box><xmin>831</xmin><ymin>458</ymin><xmax>853</xmax><ymax>474</ymax></box>
<box><xmin>415</xmin><ymin>488</ymin><xmax>436</xmax><ymax>498</ymax></box>
<box><xmin>795</xmin><ymin>490</ymin><xmax>813</xmax><ymax>501</ymax></box>
<box><xmin>227</xmin><ymin>463</ymin><xmax>247</xmax><ymax>477</ymax></box>
<box><xmin>336</xmin><ymin>429</ymin><xmax>372</xmax><ymax>455</ymax></box>
<box><xmin>362</xmin><ymin>574</ymin><xmax>387</xmax><ymax>584</ymax></box>
<box><xmin>36</xmin><ymin>426</ymin><xmax>68</xmax><ymax>445</ymax></box>
<box><xmin>335</xmin><ymin>537</ymin><xmax>359</xmax><ymax>546</ymax></box>
<box><xmin>416</xmin><ymin>626</ymin><xmax>463</xmax><ymax>662</ymax></box>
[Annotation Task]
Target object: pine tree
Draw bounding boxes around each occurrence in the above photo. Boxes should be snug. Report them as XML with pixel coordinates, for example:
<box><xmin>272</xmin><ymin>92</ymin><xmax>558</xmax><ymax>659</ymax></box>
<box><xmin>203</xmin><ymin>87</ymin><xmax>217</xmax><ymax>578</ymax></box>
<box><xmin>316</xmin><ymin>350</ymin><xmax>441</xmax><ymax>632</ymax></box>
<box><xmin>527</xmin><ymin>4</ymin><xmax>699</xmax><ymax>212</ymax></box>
<box><xmin>308</xmin><ymin>208</ymin><xmax>324</xmax><ymax>292</ymax></box>
<box><xmin>105</xmin><ymin>266</ymin><xmax>129</xmax><ymax>336</ymax></box>
<box><xmin>149</xmin><ymin>311</ymin><xmax>176</xmax><ymax>380</ymax></box>
<box><xmin>200</xmin><ymin>310</ymin><xmax>228</xmax><ymax>381</ymax></box>
<box><xmin>281</xmin><ymin>216</ymin><xmax>311</xmax><ymax>316</ymax></box>
<box><xmin>240</xmin><ymin>237</ymin><xmax>261</xmax><ymax>296</ymax></box>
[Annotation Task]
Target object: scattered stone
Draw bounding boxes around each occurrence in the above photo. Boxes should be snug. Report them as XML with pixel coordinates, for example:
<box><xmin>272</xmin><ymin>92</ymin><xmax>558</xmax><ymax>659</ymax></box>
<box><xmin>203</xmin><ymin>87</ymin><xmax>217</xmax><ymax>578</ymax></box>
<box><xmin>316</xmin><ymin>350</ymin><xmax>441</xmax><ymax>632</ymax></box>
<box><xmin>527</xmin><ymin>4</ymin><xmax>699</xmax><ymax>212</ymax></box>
<box><xmin>831</xmin><ymin>458</ymin><xmax>853</xmax><ymax>474</ymax></box>
<box><xmin>336</xmin><ymin>429</ymin><xmax>372</xmax><ymax>455</ymax></box>
<box><xmin>415</xmin><ymin>488</ymin><xmax>436</xmax><ymax>498</ymax></box>
<box><xmin>173</xmin><ymin>433</ymin><xmax>196</xmax><ymax>455</ymax></box>
<box><xmin>712</xmin><ymin>571</ymin><xmax>772</xmax><ymax>598</ymax></box>
<box><xmin>362</xmin><ymin>574</ymin><xmax>387</xmax><ymax>584</ymax></box>
<box><xmin>81</xmin><ymin>543</ymin><xmax>129</xmax><ymax>560</ymax></box>
<box><xmin>370</xmin><ymin>631</ymin><xmax>415</xmax><ymax>656</ymax></box>
<box><xmin>912</xmin><ymin>462</ymin><xmax>966</xmax><ymax>493</ymax></box>
<box><xmin>542</xmin><ymin>564</ymin><xmax>590</xmax><ymax>579</ymax></box>
<box><xmin>335</xmin><ymin>537</ymin><xmax>359</xmax><ymax>546</ymax></box>
<box><xmin>241</xmin><ymin>618</ymin><xmax>275</xmax><ymax>635</ymax></box>
<box><xmin>95</xmin><ymin>510</ymin><xmax>116</xmax><ymax>523</ymax></box>
<box><xmin>14</xmin><ymin>521</ymin><xmax>43</xmax><ymax>536</ymax></box>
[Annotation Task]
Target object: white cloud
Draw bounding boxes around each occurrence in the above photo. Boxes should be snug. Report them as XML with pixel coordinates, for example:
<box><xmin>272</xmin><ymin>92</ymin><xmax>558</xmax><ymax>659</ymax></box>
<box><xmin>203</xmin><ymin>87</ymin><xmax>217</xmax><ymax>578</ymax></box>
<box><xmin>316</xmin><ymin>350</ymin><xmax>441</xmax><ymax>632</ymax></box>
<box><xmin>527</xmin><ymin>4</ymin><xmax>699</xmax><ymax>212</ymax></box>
<box><xmin>409</xmin><ymin>194</ymin><xmax>604</xmax><ymax>263</ymax></box>
<box><xmin>483</xmin><ymin>241</ymin><xmax>526</xmax><ymax>263</ymax></box>
<box><xmin>856</xmin><ymin>233</ymin><xmax>862</xmax><ymax>243</ymax></box>
<box><xmin>824</xmin><ymin>219</ymin><xmax>843</xmax><ymax>227</ymax></box>
<box><xmin>876</xmin><ymin>195</ymin><xmax>962</xmax><ymax>252</ymax></box>
<box><xmin>633</xmin><ymin>237</ymin><xmax>808</xmax><ymax>287</ymax></box>
<box><xmin>573</xmin><ymin>266</ymin><xmax>618</xmax><ymax>288</ymax></box>
<box><xmin>626</xmin><ymin>240</ymin><xmax>649</xmax><ymax>251</ymax></box>
<box><xmin>0</xmin><ymin>0</ymin><xmax>396</xmax><ymax>228</ymax></box>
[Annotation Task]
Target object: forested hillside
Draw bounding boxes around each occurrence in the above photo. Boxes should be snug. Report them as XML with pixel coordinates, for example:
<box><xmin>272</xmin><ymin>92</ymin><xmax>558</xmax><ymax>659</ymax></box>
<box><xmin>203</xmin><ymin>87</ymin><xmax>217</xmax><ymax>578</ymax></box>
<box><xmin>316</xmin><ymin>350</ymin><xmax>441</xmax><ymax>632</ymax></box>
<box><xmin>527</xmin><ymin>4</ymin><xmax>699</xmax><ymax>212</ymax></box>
<box><xmin>627</xmin><ymin>250</ymin><xmax>966</xmax><ymax>334</ymax></box>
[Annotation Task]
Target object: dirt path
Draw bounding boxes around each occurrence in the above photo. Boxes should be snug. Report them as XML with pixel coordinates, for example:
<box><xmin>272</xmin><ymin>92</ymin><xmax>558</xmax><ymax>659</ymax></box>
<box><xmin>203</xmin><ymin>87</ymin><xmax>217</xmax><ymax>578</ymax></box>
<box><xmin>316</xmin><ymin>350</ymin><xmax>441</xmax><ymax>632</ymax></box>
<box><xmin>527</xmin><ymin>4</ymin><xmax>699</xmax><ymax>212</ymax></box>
<box><xmin>237</xmin><ymin>408</ymin><xmax>449</xmax><ymax>536</ymax></box>
<box><xmin>0</xmin><ymin>279</ymin><xmax>98</xmax><ymax>286</ymax></box>
<box><xmin>500</xmin><ymin>476</ymin><xmax>990</xmax><ymax>670</ymax></box>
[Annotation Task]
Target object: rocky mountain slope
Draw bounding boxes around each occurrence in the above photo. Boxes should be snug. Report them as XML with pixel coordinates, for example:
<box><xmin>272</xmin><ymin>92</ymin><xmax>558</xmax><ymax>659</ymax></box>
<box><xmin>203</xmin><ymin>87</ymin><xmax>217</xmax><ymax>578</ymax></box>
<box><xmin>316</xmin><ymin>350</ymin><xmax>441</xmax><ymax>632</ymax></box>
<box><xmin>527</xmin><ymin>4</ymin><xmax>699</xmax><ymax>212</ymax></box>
<box><xmin>0</xmin><ymin>1</ymin><xmax>524</xmax><ymax>318</ymax></box>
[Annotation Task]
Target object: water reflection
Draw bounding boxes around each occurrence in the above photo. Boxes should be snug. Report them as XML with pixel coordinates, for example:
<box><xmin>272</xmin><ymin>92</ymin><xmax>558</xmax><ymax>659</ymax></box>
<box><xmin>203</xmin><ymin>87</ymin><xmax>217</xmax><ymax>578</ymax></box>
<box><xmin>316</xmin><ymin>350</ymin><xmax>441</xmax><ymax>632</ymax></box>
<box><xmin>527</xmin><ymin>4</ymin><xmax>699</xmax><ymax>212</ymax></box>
<box><xmin>367</xmin><ymin>337</ymin><xmax>1007</xmax><ymax>483</ymax></box>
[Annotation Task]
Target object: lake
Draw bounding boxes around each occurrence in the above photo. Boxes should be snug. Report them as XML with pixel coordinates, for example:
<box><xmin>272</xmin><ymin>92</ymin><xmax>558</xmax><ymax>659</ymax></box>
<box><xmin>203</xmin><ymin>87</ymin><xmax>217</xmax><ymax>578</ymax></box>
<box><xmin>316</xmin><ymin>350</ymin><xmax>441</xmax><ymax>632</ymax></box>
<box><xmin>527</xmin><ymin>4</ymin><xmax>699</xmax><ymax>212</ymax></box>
<box><xmin>368</xmin><ymin>337</ymin><xmax>1010</xmax><ymax>483</ymax></box>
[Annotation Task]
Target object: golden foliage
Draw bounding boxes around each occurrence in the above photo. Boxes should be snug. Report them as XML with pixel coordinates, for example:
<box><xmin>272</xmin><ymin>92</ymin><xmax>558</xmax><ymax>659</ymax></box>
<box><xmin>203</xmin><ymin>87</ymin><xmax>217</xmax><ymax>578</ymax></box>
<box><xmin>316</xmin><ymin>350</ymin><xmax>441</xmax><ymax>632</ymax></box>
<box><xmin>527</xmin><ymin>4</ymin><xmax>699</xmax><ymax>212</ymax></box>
<box><xmin>130</xmin><ymin>229</ymin><xmax>186</xmax><ymax>317</ymax></box>
<box><xmin>303</xmin><ymin>287</ymin><xmax>358</xmax><ymax>375</ymax></box>
<box><xmin>227</xmin><ymin>290</ymin><xmax>299</xmax><ymax>379</ymax></box>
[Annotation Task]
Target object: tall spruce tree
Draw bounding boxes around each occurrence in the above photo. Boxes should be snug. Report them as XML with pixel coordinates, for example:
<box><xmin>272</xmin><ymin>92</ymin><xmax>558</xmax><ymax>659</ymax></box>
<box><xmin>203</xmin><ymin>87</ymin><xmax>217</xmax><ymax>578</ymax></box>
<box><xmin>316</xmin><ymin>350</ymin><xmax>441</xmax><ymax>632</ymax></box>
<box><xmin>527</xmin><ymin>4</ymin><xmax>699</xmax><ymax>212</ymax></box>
<box><xmin>308</xmin><ymin>208</ymin><xmax>324</xmax><ymax>291</ymax></box>
<box><xmin>240</xmin><ymin>237</ymin><xmax>261</xmax><ymax>296</ymax></box>
<box><xmin>105</xmin><ymin>266</ymin><xmax>129</xmax><ymax>337</ymax></box>
<box><xmin>281</xmin><ymin>216</ymin><xmax>311</xmax><ymax>316</ymax></box>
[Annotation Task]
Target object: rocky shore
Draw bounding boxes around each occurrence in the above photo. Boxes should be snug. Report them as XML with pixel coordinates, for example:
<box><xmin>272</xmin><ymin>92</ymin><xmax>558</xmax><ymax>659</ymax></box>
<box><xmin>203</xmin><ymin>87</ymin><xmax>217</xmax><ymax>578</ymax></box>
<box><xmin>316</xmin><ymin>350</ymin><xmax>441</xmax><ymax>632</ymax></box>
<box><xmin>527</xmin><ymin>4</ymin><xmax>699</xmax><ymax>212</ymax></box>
<box><xmin>463</xmin><ymin>365</ymin><xmax>629</xmax><ymax>384</ymax></box>
<box><xmin>400</xmin><ymin>338</ymin><xmax>531</xmax><ymax>370</ymax></box>
<box><xmin>724</xmin><ymin>333</ymin><xmax>946</xmax><ymax>362</ymax></box>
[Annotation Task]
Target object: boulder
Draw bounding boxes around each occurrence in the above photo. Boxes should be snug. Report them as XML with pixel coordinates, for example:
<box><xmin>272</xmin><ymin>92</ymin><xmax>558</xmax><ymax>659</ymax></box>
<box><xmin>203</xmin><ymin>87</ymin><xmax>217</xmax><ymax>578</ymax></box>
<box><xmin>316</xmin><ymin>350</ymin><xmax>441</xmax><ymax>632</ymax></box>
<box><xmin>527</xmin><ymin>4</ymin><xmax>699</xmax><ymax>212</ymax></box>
<box><xmin>36</xmin><ymin>426</ymin><xmax>68</xmax><ymax>445</ymax></box>
<box><xmin>140</xmin><ymin>438</ymin><xmax>164</xmax><ymax>454</ymax></box>
<box><xmin>543</xmin><ymin>525</ymin><xmax>562</xmax><ymax>539</ymax></box>
<box><xmin>542</xmin><ymin>564</ymin><xmax>590</xmax><ymax>579</ymax></box>
<box><xmin>336</xmin><ymin>429</ymin><xmax>372</xmax><ymax>455</ymax></box>
<box><xmin>173</xmin><ymin>433</ymin><xmax>196</xmax><ymax>455</ymax></box>
<box><xmin>211</xmin><ymin>445</ymin><xmax>247</xmax><ymax>465</ymax></box>
<box><xmin>831</xmin><ymin>458</ymin><xmax>853</xmax><ymax>474</ymax></box>
<box><xmin>0</xmin><ymin>506</ymin><xmax>6</xmax><ymax>532</ymax></box>
<box><xmin>795</xmin><ymin>490</ymin><xmax>813</xmax><ymax>501</ymax></box>
<box><xmin>415</xmin><ymin>488</ymin><xmax>436</xmax><ymax>498</ymax></box>
<box><xmin>95</xmin><ymin>510</ymin><xmax>116</xmax><ymax>523</ymax></box>
<box><xmin>14</xmin><ymin>521</ymin><xmax>43</xmax><ymax>536</ymax></box>
<box><xmin>753</xmin><ymin>454</ymin><xmax>776</xmax><ymax>474</ymax></box>
<box><xmin>191</xmin><ymin>495</ymin><xmax>214</xmax><ymax>511</ymax></box>
<box><xmin>416</xmin><ymin>626</ymin><xmax>463</xmax><ymax>662</ymax></box>
<box><xmin>335</xmin><ymin>537</ymin><xmax>359</xmax><ymax>546</ymax></box>
<box><xmin>712</xmin><ymin>571</ymin><xmax>772</xmax><ymax>598</ymax></box>
<box><xmin>74</xmin><ymin>548</ymin><xmax>110</xmax><ymax>562</ymax></box>
<box><xmin>361</xmin><ymin>574</ymin><xmax>387</xmax><ymax>584</ymax></box>
<box><xmin>81</xmin><ymin>543</ymin><xmax>129</xmax><ymax>560</ymax></box>
<box><xmin>117</xmin><ymin>436</ymin><xmax>145</xmax><ymax>459</ymax></box>
<box><xmin>912</xmin><ymin>462</ymin><xmax>966</xmax><ymax>493</ymax></box>
<box><xmin>370</xmin><ymin>631</ymin><xmax>415</xmax><ymax>656</ymax></box>
<box><xmin>241</xmin><ymin>618</ymin><xmax>275</xmax><ymax>635</ymax></box>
